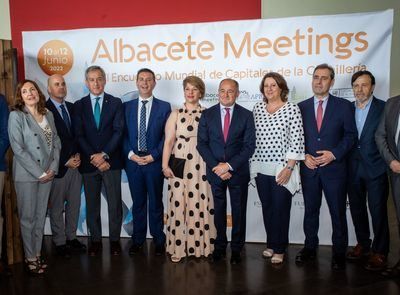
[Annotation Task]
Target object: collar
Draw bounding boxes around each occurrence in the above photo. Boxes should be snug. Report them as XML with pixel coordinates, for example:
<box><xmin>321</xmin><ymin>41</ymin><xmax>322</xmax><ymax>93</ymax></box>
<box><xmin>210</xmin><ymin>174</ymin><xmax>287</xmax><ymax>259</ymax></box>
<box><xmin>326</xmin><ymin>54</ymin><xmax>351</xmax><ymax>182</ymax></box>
<box><xmin>49</xmin><ymin>97</ymin><xmax>65</xmax><ymax>108</ymax></box>
<box><xmin>313</xmin><ymin>94</ymin><xmax>329</xmax><ymax>104</ymax></box>
<box><xmin>355</xmin><ymin>95</ymin><xmax>373</xmax><ymax>110</ymax></box>
<box><xmin>220</xmin><ymin>103</ymin><xmax>235</xmax><ymax>111</ymax></box>
<box><xmin>139</xmin><ymin>95</ymin><xmax>153</xmax><ymax>103</ymax></box>
<box><xmin>90</xmin><ymin>93</ymin><xmax>104</xmax><ymax>100</ymax></box>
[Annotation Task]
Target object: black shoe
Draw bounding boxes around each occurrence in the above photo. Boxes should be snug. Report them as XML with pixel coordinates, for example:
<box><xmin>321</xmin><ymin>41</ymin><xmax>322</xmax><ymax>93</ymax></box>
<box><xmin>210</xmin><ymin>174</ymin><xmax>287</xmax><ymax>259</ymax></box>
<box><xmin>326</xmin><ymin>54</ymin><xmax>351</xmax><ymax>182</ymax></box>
<box><xmin>0</xmin><ymin>261</ymin><xmax>12</xmax><ymax>277</ymax></box>
<box><xmin>295</xmin><ymin>248</ymin><xmax>316</xmax><ymax>265</ymax></box>
<box><xmin>381</xmin><ymin>261</ymin><xmax>400</xmax><ymax>278</ymax></box>
<box><xmin>129</xmin><ymin>244</ymin><xmax>143</xmax><ymax>256</ymax></box>
<box><xmin>110</xmin><ymin>241</ymin><xmax>122</xmax><ymax>256</ymax></box>
<box><xmin>155</xmin><ymin>244</ymin><xmax>165</xmax><ymax>256</ymax></box>
<box><xmin>67</xmin><ymin>239</ymin><xmax>87</xmax><ymax>252</ymax></box>
<box><xmin>331</xmin><ymin>254</ymin><xmax>346</xmax><ymax>271</ymax></box>
<box><xmin>230</xmin><ymin>252</ymin><xmax>241</xmax><ymax>265</ymax></box>
<box><xmin>88</xmin><ymin>242</ymin><xmax>102</xmax><ymax>256</ymax></box>
<box><xmin>211</xmin><ymin>250</ymin><xmax>226</xmax><ymax>263</ymax></box>
<box><xmin>55</xmin><ymin>244</ymin><xmax>71</xmax><ymax>258</ymax></box>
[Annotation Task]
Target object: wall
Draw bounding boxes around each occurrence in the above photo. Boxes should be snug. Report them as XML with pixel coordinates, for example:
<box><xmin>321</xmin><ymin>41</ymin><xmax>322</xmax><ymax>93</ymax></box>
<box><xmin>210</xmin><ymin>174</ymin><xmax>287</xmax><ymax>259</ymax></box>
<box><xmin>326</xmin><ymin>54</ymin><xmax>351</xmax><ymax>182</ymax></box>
<box><xmin>262</xmin><ymin>0</ymin><xmax>400</xmax><ymax>96</ymax></box>
<box><xmin>0</xmin><ymin>0</ymin><xmax>11</xmax><ymax>40</ymax></box>
<box><xmin>9</xmin><ymin>0</ymin><xmax>261</xmax><ymax>79</ymax></box>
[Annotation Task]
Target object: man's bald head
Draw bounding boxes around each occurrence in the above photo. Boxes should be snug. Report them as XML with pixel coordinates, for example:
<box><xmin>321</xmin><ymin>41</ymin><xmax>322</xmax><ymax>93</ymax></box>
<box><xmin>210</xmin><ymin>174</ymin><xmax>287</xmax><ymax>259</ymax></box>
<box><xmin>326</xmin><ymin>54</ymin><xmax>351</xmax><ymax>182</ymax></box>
<box><xmin>47</xmin><ymin>74</ymin><xmax>67</xmax><ymax>103</ymax></box>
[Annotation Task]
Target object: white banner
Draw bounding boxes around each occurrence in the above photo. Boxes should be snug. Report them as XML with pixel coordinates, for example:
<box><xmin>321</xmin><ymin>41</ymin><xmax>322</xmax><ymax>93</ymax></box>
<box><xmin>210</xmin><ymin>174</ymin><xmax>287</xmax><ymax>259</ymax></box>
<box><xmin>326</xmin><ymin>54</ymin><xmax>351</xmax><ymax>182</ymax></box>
<box><xmin>23</xmin><ymin>10</ymin><xmax>393</xmax><ymax>244</ymax></box>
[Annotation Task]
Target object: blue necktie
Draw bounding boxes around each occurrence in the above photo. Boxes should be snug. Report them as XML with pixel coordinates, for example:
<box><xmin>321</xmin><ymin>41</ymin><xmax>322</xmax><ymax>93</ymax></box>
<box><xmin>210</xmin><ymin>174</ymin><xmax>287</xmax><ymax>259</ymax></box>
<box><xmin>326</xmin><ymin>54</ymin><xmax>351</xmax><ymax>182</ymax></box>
<box><xmin>139</xmin><ymin>100</ymin><xmax>148</xmax><ymax>152</ymax></box>
<box><xmin>94</xmin><ymin>97</ymin><xmax>101</xmax><ymax>129</ymax></box>
<box><xmin>60</xmin><ymin>104</ymin><xmax>71</xmax><ymax>132</ymax></box>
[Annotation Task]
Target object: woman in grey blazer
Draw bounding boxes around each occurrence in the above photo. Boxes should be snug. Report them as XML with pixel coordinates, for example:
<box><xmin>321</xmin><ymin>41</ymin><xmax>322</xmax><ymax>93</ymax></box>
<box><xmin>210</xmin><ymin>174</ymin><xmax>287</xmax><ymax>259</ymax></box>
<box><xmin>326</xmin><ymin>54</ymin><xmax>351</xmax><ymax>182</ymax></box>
<box><xmin>8</xmin><ymin>80</ymin><xmax>61</xmax><ymax>275</ymax></box>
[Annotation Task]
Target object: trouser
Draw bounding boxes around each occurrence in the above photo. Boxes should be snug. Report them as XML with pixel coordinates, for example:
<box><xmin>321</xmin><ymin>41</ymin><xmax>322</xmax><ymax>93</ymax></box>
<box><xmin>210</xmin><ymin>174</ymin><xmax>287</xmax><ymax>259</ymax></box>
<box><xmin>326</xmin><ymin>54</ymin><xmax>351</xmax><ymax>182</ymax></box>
<box><xmin>15</xmin><ymin>180</ymin><xmax>52</xmax><ymax>259</ymax></box>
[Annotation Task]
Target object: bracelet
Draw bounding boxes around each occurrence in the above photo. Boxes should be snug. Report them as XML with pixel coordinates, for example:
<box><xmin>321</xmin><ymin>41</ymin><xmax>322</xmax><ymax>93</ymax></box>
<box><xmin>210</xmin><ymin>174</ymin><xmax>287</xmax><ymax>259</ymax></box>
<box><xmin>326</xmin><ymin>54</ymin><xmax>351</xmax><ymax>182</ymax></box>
<box><xmin>286</xmin><ymin>165</ymin><xmax>294</xmax><ymax>171</ymax></box>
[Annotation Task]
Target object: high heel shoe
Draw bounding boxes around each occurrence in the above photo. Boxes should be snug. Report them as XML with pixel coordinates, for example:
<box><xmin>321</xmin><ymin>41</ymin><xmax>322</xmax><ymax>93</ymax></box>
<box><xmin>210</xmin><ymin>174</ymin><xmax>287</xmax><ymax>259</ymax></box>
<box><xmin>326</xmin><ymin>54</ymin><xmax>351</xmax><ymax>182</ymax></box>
<box><xmin>37</xmin><ymin>256</ymin><xmax>48</xmax><ymax>269</ymax></box>
<box><xmin>271</xmin><ymin>253</ymin><xmax>284</xmax><ymax>264</ymax></box>
<box><xmin>25</xmin><ymin>259</ymin><xmax>45</xmax><ymax>275</ymax></box>
<box><xmin>170</xmin><ymin>256</ymin><xmax>182</xmax><ymax>263</ymax></box>
<box><xmin>262</xmin><ymin>248</ymin><xmax>274</xmax><ymax>259</ymax></box>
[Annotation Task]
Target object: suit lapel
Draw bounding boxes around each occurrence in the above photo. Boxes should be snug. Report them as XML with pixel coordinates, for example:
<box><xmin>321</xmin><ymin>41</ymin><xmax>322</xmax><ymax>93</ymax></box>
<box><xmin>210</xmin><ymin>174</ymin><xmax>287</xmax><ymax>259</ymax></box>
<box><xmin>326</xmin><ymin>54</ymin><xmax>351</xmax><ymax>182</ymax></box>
<box><xmin>47</xmin><ymin>99</ymin><xmax>70</xmax><ymax>135</ymax></box>
<box><xmin>214</xmin><ymin>105</ymin><xmax>225</xmax><ymax>144</ymax></box>
<box><xmin>99</xmin><ymin>94</ymin><xmax>110</xmax><ymax>131</ymax></box>
<box><xmin>304</xmin><ymin>98</ymin><xmax>318</xmax><ymax>135</ymax></box>
<box><xmin>147</xmin><ymin>98</ymin><xmax>157</xmax><ymax>132</ymax></box>
<box><xmin>359</xmin><ymin>97</ymin><xmax>378</xmax><ymax>141</ymax></box>
<box><xmin>128</xmin><ymin>99</ymin><xmax>139</xmax><ymax>148</ymax></box>
<box><xmin>83</xmin><ymin>96</ymin><xmax>97</xmax><ymax>130</ymax></box>
<box><xmin>24</xmin><ymin>107</ymin><xmax>50</xmax><ymax>153</ymax></box>
<box><xmin>319</xmin><ymin>95</ymin><xmax>334</xmax><ymax>134</ymax></box>
<box><xmin>226</xmin><ymin>104</ymin><xmax>239</xmax><ymax>144</ymax></box>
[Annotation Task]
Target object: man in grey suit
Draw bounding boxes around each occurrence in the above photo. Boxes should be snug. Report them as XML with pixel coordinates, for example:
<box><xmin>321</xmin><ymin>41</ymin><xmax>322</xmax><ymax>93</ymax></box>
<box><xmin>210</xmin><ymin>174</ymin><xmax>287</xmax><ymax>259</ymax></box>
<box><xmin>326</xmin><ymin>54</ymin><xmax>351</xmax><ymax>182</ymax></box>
<box><xmin>375</xmin><ymin>95</ymin><xmax>400</xmax><ymax>277</ymax></box>
<box><xmin>0</xmin><ymin>93</ymin><xmax>11</xmax><ymax>277</ymax></box>
<box><xmin>46</xmin><ymin>74</ymin><xmax>86</xmax><ymax>258</ymax></box>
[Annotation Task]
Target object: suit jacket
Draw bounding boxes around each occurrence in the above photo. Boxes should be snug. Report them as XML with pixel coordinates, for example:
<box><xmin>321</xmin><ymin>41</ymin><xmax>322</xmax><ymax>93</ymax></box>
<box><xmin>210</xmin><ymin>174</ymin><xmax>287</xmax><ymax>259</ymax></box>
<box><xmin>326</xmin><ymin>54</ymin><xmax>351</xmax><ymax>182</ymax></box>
<box><xmin>123</xmin><ymin>97</ymin><xmax>171</xmax><ymax>164</ymax></box>
<box><xmin>197</xmin><ymin>103</ymin><xmax>256</xmax><ymax>185</ymax></box>
<box><xmin>349</xmin><ymin>97</ymin><xmax>386</xmax><ymax>179</ymax></box>
<box><xmin>298</xmin><ymin>94</ymin><xmax>357</xmax><ymax>179</ymax></box>
<box><xmin>46</xmin><ymin>99</ymin><xmax>79</xmax><ymax>178</ymax></box>
<box><xmin>74</xmin><ymin>93</ymin><xmax>124</xmax><ymax>173</ymax></box>
<box><xmin>376</xmin><ymin>95</ymin><xmax>400</xmax><ymax>170</ymax></box>
<box><xmin>0</xmin><ymin>94</ymin><xmax>9</xmax><ymax>172</ymax></box>
<box><xmin>8</xmin><ymin>108</ymin><xmax>61</xmax><ymax>182</ymax></box>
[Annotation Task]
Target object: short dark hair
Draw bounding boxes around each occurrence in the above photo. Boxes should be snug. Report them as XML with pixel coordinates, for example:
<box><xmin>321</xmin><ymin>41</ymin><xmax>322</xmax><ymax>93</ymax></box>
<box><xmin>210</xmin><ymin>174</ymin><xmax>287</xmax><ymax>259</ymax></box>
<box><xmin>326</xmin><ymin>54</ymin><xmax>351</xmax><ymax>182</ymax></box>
<box><xmin>85</xmin><ymin>65</ymin><xmax>106</xmax><ymax>80</ymax></box>
<box><xmin>313</xmin><ymin>63</ymin><xmax>335</xmax><ymax>80</ymax></box>
<box><xmin>259</xmin><ymin>72</ymin><xmax>289</xmax><ymax>103</ymax></box>
<box><xmin>351</xmin><ymin>70</ymin><xmax>375</xmax><ymax>86</ymax></box>
<box><xmin>137</xmin><ymin>68</ymin><xmax>156</xmax><ymax>81</ymax></box>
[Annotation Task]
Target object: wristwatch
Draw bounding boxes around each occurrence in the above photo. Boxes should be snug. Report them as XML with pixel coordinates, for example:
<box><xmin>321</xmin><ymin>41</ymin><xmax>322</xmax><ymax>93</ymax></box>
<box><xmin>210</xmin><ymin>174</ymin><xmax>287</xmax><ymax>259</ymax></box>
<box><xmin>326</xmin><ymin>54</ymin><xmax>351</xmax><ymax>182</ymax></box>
<box><xmin>286</xmin><ymin>165</ymin><xmax>294</xmax><ymax>171</ymax></box>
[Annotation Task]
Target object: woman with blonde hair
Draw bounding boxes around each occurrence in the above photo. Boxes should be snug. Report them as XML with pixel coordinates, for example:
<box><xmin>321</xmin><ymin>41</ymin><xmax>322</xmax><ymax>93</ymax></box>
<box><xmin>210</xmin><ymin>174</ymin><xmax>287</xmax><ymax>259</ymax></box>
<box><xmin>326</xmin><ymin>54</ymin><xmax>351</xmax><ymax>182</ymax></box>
<box><xmin>162</xmin><ymin>76</ymin><xmax>216</xmax><ymax>262</ymax></box>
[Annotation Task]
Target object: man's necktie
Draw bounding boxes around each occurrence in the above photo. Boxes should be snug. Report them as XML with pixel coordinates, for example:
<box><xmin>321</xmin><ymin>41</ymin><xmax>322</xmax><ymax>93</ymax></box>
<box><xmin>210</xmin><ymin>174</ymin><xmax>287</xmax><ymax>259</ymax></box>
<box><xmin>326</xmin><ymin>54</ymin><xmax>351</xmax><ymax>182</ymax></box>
<box><xmin>316</xmin><ymin>100</ymin><xmax>323</xmax><ymax>132</ymax></box>
<box><xmin>60</xmin><ymin>104</ymin><xmax>71</xmax><ymax>132</ymax></box>
<box><xmin>223</xmin><ymin>108</ymin><xmax>230</xmax><ymax>142</ymax></box>
<box><xmin>94</xmin><ymin>97</ymin><xmax>101</xmax><ymax>129</ymax></box>
<box><xmin>139</xmin><ymin>100</ymin><xmax>148</xmax><ymax>151</ymax></box>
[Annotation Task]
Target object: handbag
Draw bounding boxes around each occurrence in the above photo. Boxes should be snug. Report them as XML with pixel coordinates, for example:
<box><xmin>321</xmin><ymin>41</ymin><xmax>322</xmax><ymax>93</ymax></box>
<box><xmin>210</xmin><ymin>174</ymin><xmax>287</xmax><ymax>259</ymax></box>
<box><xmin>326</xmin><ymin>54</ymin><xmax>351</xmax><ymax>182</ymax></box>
<box><xmin>168</xmin><ymin>154</ymin><xmax>186</xmax><ymax>179</ymax></box>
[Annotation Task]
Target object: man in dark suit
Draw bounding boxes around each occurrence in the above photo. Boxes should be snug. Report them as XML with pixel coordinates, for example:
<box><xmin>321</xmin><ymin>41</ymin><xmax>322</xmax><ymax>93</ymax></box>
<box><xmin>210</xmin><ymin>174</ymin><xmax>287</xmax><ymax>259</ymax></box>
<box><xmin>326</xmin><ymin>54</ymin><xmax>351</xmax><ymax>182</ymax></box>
<box><xmin>74</xmin><ymin>66</ymin><xmax>124</xmax><ymax>256</ymax></box>
<box><xmin>197</xmin><ymin>78</ymin><xmax>255</xmax><ymax>264</ymax></box>
<box><xmin>46</xmin><ymin>74</ymin><xmax>86</xmax><ymax>258</ymax></box>
<box><xmin>376</xmin><ymin>95</ymin><xmax>400</xmax><ymax>277</ymax></box>
<box><xmin>0</xmin><ymin>93</ymin><xmax>11</xmax><ymax>277</ymax></box>
<box><xmin>296</xmin><ymin>64</ymin><xmax>357</xmax><ymax>270</ymax></box>
<box><xmin>346</xmin><ymin>71</ymin><xmax>389</xmax><ymax>271</ymax></box>
<box><xmin>124</xmin><ymin>68</ymin><xmax>171</xmax><ymax>256</ymax></box>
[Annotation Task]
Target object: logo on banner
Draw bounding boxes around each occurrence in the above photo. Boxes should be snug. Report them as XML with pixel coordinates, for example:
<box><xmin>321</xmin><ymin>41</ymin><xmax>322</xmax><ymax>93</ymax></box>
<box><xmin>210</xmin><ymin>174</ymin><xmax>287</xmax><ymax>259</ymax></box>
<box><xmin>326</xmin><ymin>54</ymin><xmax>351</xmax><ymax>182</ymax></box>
<box><xmin>37</xmin><ymin>40</ymin><xmax>73</xmax><ymax>76</ymax></box>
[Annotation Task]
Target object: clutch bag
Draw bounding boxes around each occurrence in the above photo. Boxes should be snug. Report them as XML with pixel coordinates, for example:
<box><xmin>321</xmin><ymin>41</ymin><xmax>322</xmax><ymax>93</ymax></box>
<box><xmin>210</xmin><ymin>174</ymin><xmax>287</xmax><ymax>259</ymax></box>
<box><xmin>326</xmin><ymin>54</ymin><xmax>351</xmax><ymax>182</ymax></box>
<box><xmin>168</xmin><ymin>154</ymin><xmax>186</xmax><ymax>179</ymax></box>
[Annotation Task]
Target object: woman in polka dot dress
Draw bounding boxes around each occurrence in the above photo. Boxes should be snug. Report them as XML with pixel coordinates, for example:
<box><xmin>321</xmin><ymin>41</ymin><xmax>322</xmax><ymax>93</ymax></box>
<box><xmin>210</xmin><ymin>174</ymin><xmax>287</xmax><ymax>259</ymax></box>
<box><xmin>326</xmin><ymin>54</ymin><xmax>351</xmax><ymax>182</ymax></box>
<box><xmin>162</xmin><ymin>76</ymin><xmax>216</xmax><ymax>263</ymax></box>
<box><xmin>250</xmin><ymin>72</ymin><xmax>305</xmax><ymax>264</ymax></box>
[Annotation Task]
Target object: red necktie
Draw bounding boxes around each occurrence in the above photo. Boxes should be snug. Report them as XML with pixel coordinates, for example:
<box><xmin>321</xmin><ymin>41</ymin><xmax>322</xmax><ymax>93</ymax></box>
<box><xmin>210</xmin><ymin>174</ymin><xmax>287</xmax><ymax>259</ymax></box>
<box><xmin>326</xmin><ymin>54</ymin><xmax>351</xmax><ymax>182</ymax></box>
<box><xmin>316</xmin><ymin>100</ymin><xmax>323</xmax><ymax>132</ymax></box>
<box><xmin>223</xmin><ymin>108</ymin><xmax>230</xmax><ymax>142</ymax></box>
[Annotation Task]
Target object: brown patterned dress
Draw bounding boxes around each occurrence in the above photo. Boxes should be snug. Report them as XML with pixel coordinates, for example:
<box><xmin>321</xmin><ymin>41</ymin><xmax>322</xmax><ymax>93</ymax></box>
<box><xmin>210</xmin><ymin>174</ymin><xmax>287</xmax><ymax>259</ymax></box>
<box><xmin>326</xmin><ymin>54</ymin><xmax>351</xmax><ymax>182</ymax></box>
<box><xmin>166</xmin><ymin>105</ymin><xmax>216</xmax><ymax>260</ymax></box>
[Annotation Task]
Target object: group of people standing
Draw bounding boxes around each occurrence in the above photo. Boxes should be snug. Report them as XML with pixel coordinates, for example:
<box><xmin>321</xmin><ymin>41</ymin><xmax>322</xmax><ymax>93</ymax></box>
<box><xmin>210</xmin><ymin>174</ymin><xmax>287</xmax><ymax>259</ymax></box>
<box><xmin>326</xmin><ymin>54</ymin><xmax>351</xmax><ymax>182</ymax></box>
<box><xmin>0</xmin><ymin>62</ymin><xmax>400</xmax><ymax>278</ymax></box>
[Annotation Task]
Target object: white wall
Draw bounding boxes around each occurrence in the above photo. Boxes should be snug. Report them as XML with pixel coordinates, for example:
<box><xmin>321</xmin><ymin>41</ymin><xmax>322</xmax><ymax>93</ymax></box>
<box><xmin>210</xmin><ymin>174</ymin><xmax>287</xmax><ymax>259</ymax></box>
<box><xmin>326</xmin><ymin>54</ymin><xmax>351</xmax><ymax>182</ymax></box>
<box><xmin>0</xmin><ymin>0</ymin><xmax>11</xmax><ymax>40</ymax></box>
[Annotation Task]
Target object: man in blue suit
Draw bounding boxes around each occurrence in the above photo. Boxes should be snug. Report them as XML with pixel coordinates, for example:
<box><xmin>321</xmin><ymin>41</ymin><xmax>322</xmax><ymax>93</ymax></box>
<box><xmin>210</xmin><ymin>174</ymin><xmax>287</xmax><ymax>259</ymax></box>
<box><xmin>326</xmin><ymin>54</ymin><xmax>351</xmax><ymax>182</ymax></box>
<box><xmin>124</xmin><ymin>68</ymin><xmax>171</xmax><ymax>256</ymax></box>
<box><xmin>296</xmin><ymin>64</ymin><xmax>357</xmax><ymax>270</ymax></box>
<box><xmin>46</xmin><ymin>74</ymin><xmax>86</xmax><ymax>258</ymax></box>
<box><xmin>346</xmin><ymin>71</ymin><xmax>389</xmax><ymax>271</ymax></box>
<box><xmin>197</xmin><ymin>78</ymin><xmax>255</xmax><ymax>264</ymax></box>
<box><xmin>74</xmin><ymin>66</ymin><xmax>124</xmax><ymax>256</ymax></box>
<box><xmin>0</xmin><ymin>93</ymin><xmax>11</xmax><ymax>276</ymax></box>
